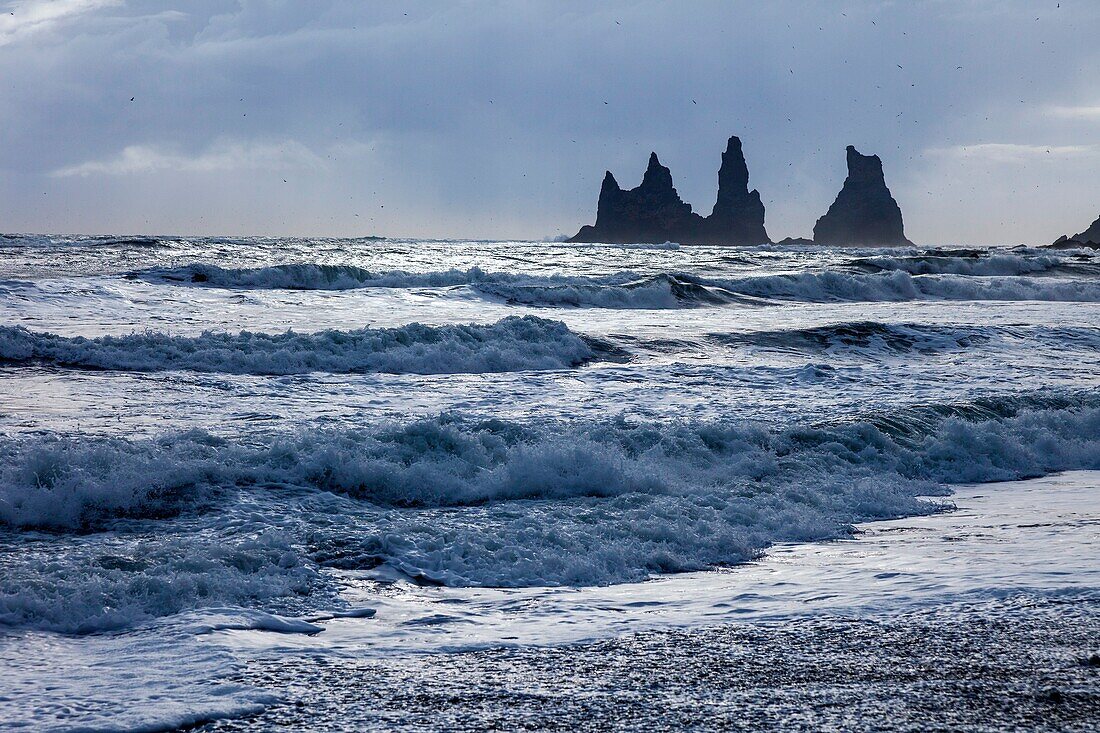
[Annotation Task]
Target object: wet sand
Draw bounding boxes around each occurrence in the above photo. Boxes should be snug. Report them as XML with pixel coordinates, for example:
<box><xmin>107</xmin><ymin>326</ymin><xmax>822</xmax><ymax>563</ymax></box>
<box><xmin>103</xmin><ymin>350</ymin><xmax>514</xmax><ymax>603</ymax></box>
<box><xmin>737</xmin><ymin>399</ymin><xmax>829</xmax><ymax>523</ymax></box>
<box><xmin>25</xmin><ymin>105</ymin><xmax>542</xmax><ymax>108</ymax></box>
<box><xmin>203</xmin><ymin>595</ymin><xmax>1099</xmax><ymax>732</ymax></box>
<box><xmin>201</xmin><ymin>472</ymin><xmax>1100</xmax><ymax>732</ymax></box>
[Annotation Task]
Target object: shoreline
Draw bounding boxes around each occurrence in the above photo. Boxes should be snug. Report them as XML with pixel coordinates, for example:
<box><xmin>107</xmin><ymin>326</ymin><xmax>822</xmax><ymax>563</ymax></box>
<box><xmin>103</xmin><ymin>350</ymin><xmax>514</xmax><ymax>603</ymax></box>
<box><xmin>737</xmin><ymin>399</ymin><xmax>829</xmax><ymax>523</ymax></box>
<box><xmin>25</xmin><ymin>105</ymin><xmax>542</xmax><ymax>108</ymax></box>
<box><xmin>203</xmin><ymin>594</ymin><xmax>1100</xmax><ymax>732</ymax></box>
<box><xmin>218</xmin><ymin>470</ymin><xmax>1100</xmax><ymax>657</ymax></box>
<box><xmin>195</xmin><ymin>471</ymin><xmax>1100</xmax><ymax>730</ymax></box>
<box><xmin>5</xmin><ymin>473</ymin><xmax>1096</xmax><ymax>732</ymax></box>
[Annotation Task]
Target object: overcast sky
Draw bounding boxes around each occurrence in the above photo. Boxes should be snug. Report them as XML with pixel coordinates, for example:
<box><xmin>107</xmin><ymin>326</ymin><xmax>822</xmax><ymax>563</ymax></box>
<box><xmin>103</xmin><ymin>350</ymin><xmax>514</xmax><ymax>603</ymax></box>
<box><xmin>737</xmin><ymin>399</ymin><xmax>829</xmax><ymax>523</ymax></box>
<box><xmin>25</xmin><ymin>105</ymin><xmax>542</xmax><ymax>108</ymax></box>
<box><xmin>1</xmin><ymin>0</ymin><xmax>1098</xmax><ymax>244</ymax></box>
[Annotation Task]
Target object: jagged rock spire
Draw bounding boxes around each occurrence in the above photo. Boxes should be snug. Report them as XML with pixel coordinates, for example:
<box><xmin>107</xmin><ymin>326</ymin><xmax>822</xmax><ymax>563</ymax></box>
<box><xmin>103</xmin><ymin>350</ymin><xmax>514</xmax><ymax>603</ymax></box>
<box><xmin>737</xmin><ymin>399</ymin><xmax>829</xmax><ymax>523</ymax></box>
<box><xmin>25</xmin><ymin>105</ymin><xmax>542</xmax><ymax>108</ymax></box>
<box><xmin>569</xmin><ymin>136</ymin><xmax>770</xmax><ymax>245</ymax></box>
<box><xmin>707</xmin><ymin>136</ymin><xmax>768</xmax><ymax>244</ymax></box>
<box><xmin>1072</xmin><ymin>215</ymin><xmax>1100</xmax><ymax>244</ymax></box>
<box><xmin>714</xmin><ymin>136</ymin><xmax>750</xmax><ymax>210</ymax></box>
<box><xmin>812</xmin><ymin>146</ymin><xmax>911</xmax><ymax>246</ymax></box>
<box><xmin>640</xmin><ymin>153</ymin><xmax>674</xmax><ymax>191</ymax></box>
<box><xmin>1051</xmin><ymin>213</ymin><xmax>1100</xmax><ymax>248</ymax></box>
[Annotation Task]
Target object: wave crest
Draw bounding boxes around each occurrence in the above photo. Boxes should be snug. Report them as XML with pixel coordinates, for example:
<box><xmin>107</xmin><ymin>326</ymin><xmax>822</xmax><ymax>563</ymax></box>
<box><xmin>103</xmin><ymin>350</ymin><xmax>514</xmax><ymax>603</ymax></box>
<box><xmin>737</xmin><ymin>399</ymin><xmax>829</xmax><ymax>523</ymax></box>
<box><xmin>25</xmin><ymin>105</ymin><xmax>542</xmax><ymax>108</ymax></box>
<box><xmin>849</xmin><ymin>252</ymin><xmax>1099</xmax><ymax>277</ymax></box>
<box><xmin>3</xmin><ymin>394</ymin><xmax>1097</xmax><ymax>630</ymax></box>
<box><xmin>3</xmin><ymin>393</ymin><xmax>1095</xmax><ymax>528</ymax></box>
<box><xmin>132</xmin><ymin>262</ymin><xmax>1100</xmax><ymax>306</ymax></box>
<box><xmin>132</xmin><ymin>263</ymin><xmax>483</xmax><ymax>290</ymax></box>
<box><xmin>720</xmin><ymin>321</ymin><xmax>1100</xmax><ymax>357</ymax></box>
<box><xmin>0</xmin><ymin>316</ymin><xmax>596</xmax><ymax>375</ymax></box>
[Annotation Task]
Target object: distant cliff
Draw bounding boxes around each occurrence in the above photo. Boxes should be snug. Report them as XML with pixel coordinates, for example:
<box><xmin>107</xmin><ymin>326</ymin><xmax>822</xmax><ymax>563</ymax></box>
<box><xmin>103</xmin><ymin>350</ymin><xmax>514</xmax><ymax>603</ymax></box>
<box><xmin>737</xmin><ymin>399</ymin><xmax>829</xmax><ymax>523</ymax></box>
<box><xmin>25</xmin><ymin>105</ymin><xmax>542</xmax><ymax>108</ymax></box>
<box><xmin>570</xmin><ymin>136</ymin><xmax>769</xmax><ymax>245</ymax></box>
<box><xmin>812</xmin><ymin>146</ymin><xmax>911</xmax><ymax>246</ymax></box>
<box><xmin>1051</xmin><ymin>214</ymin><xmax>1100</xmax><ymax>249</ymax></box>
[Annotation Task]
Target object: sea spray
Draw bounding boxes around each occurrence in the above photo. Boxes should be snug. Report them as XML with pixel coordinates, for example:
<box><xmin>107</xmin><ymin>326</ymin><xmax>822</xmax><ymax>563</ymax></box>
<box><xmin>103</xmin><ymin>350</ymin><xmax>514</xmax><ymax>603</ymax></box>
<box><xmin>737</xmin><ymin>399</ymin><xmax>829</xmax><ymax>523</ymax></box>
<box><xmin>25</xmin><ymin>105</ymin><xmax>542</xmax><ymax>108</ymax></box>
<box><xmin>0</xmin><ymin>394</ymin><xmax>1096</xmax><ymax>633</ymax></box>
<box><xmin>0</xmin><ymin>316</ymin><xmax>597</xmax><ymax>374</ymax></box>
<box><xmin>132</xmin><ymin>262</ymin><xmax>1100</xmax><ymax>306</ymax></box>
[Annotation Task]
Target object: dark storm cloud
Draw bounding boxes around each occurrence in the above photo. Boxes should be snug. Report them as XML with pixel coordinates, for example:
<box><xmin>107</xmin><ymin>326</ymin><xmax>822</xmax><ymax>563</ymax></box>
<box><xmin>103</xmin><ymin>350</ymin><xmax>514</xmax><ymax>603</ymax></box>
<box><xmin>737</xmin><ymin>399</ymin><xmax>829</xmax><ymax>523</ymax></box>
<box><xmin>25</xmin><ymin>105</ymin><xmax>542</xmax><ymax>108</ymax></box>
<box><xmin>0</xmin><ymin>0</ymin><xmax>1097</xmax><ymax>243</ymax></box>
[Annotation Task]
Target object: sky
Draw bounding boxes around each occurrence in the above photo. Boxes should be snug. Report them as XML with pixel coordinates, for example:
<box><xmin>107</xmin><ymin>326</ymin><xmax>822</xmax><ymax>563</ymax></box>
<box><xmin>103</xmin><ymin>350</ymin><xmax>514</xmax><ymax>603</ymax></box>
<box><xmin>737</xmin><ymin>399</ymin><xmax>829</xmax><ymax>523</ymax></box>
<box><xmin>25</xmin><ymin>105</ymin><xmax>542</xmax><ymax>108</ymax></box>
<box><xmin>0</xmin><ymin>0</ymin><xmax>1098</xmax><ymax>244</ymax></box>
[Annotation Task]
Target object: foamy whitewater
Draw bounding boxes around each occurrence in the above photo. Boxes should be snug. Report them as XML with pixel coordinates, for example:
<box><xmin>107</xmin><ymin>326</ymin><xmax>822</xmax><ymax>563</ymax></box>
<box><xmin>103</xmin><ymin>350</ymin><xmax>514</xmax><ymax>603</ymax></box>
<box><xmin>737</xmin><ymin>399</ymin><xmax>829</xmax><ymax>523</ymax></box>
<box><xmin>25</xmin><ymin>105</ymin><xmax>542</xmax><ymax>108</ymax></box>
<box><xmin>1</xmin><ymin>234</ymin><xmax>1098</xmax><ymax>730</ymax></box>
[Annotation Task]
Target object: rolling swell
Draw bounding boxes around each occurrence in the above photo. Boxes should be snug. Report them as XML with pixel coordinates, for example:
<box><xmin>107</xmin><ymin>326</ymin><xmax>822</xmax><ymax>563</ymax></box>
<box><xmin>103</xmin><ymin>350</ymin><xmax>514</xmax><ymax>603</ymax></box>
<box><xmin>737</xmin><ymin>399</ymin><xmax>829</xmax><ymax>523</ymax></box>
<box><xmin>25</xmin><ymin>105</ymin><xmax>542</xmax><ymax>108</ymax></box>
<box><xmin>848</xmin><ymin>252</ymin><xmax>1100</xmax><ymax>277</ymax></box>
<box><xmin>721</xmin><ymin>270</ymin><xmax>1100</xmax><ymax>303</ymax></box>
<box><xmin>0</xmin><ymin>392</ymin><xmax>1093</xmax><ymax>537</ymax></box>
<box><xmin>130</xmin><ymin>262</ymin><xmax>1100</xmax><ymax>306</ymax></box>
<box><xmin>132</xmin><ymin>263</ymin><xmax>754</xmax><ymax>308</ymax></box>
<box><xmin>132</xmin><ymin>263</ymin><xmax>478</xmax><ymax>290</ymax></box>
<box><xmin>722</xmin><ymin>321</ymin><xmax>992</xmax><ymax>354</ymax></box>
<box><xmin>719</xmin><ymin>322</ymin><xmax>1100</xmax><ymax>356</ymax></box>
<box><xmin>474</xmin><ymin>273</ymin><xmax>755</xmax><ymax>308</ymax></box>
<box><xmin>3</xmin><ymin>392</ymin><xmax>1098</xmax><ymax>631</ymax></box>
<box><xmin>0</xmin><ymin>316</ymin><xmax>597</xmax><ymax>375</ymax></box>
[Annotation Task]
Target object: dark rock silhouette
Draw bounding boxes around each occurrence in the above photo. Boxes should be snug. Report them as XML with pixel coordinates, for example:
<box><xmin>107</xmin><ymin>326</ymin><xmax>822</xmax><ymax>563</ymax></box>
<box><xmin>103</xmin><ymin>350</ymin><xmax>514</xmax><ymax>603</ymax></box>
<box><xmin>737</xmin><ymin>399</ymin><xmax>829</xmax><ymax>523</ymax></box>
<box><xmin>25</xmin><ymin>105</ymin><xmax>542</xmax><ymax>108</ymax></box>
<box><xmin>570</xmin><ymin>136</ymin><xmax>769</xmax><ymax>245</ymax></box>
<box><xmin>571</xmin><ymin>153</ymin><xmax>695</xmax><ymax>244</ymax></box>
<box><xmin>812</xmin><ymin>146</ymin><xmax>911</xmax><ymax>246</ymax></box>
<box><xmin>1050</xmin><ymin>214</ymin><xmax>1100</xmax><ymax>249</ymax></box>
<box><xmin>704</xmin><ymin>136</ymin><xmax>769</xmax><ymax>245</ymax></box>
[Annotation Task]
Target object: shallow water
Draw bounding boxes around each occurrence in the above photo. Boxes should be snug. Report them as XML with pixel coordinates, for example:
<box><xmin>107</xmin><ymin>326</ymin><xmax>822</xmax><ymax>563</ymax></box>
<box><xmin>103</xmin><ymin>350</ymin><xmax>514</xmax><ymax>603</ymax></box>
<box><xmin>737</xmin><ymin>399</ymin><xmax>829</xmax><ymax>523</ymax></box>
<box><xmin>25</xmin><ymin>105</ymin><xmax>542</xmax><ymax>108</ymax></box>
<box><xmin>1</xmin><ymin>235</ymin><xmax>1098</xmax><ymax>729</ymax></box>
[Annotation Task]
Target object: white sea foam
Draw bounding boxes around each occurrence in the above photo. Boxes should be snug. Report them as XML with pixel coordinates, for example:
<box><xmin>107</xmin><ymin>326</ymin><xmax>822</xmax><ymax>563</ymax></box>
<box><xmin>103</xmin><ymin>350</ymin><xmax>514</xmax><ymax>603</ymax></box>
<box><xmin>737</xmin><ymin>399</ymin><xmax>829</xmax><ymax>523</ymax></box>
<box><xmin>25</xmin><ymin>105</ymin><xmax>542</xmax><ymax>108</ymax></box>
<box><xmin>135</xmin><ymin>263</ymin><xmax>489</xmax><ymax>289</ymax></box>
<box><xmin>523</xmin><ymin>270</ymin><xmax>1100</xmax><ymax>307</ymax></box>
<box><xmin>0</xmin><ymin>622</ymin><xmax>277</xmax><ymax>731</ymax></box>
<box><xmin>131</xmin><ymin>262</ymin><xmax>1100</xmax><ymax>307</ymax></box>
<box><xmin>720</xmin><ymin>270</ymin><xmax>1100</xmax><ymax>303</ymax></box>
<box><xmin>4</xmin><ymin>395</ymin><xmax>1096</xmax><ymax>530</ymax></box>
<box><xmin>1</xmin><ymin>395</ymin><xmax>1097</xmax><ymax>632</ymax></box>
<box><xmin>849</xmin><ymin>252</ymin><xmax>1096</xmax><ymax>277</ymax></box>
<box><xmin>0</xmin><ymin>527</ymin><xmax>318</xmax><ymax>633</ymax></box>
<box><xmin>0</xmin><ymin>316</ymin><xmax>596</xmax><ymax>374</ymax></box>
<box><xmin>7</xmin><ymin>235</ymin><xmax>1100</xmax><ymax>732</ymax></box>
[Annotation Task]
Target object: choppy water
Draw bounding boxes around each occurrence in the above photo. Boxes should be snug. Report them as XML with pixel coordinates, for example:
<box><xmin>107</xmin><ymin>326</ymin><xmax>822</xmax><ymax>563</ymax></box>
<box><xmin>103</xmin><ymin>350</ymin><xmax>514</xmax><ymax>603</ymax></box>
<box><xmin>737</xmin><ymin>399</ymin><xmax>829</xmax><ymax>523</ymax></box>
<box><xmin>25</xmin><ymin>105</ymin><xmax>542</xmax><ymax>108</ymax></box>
<box><xmin>1</xmin><ymin>234</ymin><xmax>1099</xmax><ymax>730</ymax></box>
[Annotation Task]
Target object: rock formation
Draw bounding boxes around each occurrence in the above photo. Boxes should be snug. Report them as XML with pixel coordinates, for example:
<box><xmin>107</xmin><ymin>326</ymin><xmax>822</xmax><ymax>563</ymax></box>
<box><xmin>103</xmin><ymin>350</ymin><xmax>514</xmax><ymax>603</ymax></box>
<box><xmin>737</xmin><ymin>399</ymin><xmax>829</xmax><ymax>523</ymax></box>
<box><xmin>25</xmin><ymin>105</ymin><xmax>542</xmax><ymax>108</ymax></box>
<box><xmin>1050</xmin><ymin>214</ymin><xmax>1100</xmax><ymax>249</ymax></box>
<box><xmin>571</xmin><ymin>153</ymin><xmax>695</xmax><ymax>244</ymax></box>
<box><xmin>569</xmin><ymin>136</ymin><xmax>769</xmax><ymax>245</ymax></box>
<box><xmin>812</xmin><ymin>146</ymin><xmax>911</xmax><ymax>246</ymax></box>
<box><xmin>703</xmin><ymin>136</ymin><xmax>770</xmax><ymax>245</ymax></box>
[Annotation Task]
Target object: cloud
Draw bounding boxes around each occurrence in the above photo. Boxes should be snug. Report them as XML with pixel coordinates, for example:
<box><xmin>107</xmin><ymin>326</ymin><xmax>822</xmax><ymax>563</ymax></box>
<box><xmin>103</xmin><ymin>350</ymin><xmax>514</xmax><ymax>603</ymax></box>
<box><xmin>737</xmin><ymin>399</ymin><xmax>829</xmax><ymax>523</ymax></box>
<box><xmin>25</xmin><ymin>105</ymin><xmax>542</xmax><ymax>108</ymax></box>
<box><xmin>52</xmin><ymin>140</ymin><xmax>327</xmax><ymax>177</ymax></box>
<box><xmin>1046</xmin><ymin>105</ymin><xmax>1100</xmax><ymax>120</ymax></box>
<box><xmin>926</xmin><ymin>143</ymin><xmax>1100</xmax><ymax>163</ymax></box>
<box><xmin>3</xmin><ymin>1</ymin><xmax>1100</xmax><ymax>241</ymax></box>
<box><xmin>0</xmin><ymin>0</ymin><xmax>121</xmax><ymax>47</ymax></box>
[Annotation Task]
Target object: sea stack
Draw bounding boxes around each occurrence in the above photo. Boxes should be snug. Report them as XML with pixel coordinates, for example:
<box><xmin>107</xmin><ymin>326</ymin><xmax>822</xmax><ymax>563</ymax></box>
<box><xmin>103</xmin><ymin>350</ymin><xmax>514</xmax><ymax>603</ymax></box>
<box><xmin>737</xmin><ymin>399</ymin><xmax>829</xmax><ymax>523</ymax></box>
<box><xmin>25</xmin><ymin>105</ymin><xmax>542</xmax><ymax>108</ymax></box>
<box><xmin>1051</xmin><ymin>214</ymin><xmax>1100</xmax><ymax>249</ymax></box>
<box><xmin>569</xmin><ymin>136</ymin><xmax>769</xmax><ymax>245</ymax></box>
<box><xmin>704</xmin><ymin>136</ymin><xmax>770</xmax><ymax>245</ymax></box>
<box><xmin>812</xmin><ymin>146</ymin><xmax>911</xmax><ymax>246</ymax></box>
<box><xmin>571</xmin><ymin>153</ymin><xmax>696</xmax><ymax>244</ymax></box>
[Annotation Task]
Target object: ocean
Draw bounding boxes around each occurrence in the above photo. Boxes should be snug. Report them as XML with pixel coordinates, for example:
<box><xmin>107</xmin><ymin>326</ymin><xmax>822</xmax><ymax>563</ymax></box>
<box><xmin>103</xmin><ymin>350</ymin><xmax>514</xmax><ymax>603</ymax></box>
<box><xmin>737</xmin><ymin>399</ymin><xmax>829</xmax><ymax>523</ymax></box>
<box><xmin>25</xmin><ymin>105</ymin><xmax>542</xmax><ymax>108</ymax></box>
<box><xmin>1</xmin><ymin>234</ymin><xmax>1098</xmax><ymax>730</ymax></box>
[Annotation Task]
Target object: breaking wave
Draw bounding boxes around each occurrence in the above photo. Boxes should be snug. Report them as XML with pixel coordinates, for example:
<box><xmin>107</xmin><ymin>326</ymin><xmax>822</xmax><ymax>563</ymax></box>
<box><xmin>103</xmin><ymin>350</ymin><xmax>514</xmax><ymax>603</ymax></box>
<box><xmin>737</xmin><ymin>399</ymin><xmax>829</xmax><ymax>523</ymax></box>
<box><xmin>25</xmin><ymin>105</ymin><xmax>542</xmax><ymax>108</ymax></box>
<box><xmin>721</xmin><ymin>270</ymin><xmax>1100</xmax><ymax>303</ymax></box>
<box><xmin>474</xmin><ymin>273</ymin><xmax>755</xmax><ymax>308</ymax></box>
<box><xmin>1</xmin><ymin>392</ymin><xmax>1098</xmax><ymax>632</ymax></box>
<box><xmin>131</xmin><ymin>262</ymin><xmax>1100</xmax><ymax>306</ymax></box>
<box><xmin>848</xmin><ymin>252</ymin><xmax>1100</xmax><ymax>277</ymax></box>
<box><xmin>484</xmin><ymin>270</ymin><xmax>1100</xmax><ymax>306</ymax></box>
<box><xmin>0</xmin><ymin>524</ymin><xmax>321</xmax><ymax>634</ymax></box>
<box><xmin>131</xmin><ymin>263</ymin><xmax>741</xmax><ymax>308</ymax></box>
<box><xmin>719</xmin><ymin>322</ymin><xmax>1100</xmax><ymax>356</ymax></box>
<box><xmin>132</xmin><ymin>262</ymin><xmax>478</xmax><ymax>290</ymax></box>
<box><xmin>0</xmin><ymin>316</ymin><xmax>597</xmax><ymax>375</ymax></box>
<box><xmin>4</xmin><ymin>394</ymin><xmax>1095</xmax><ymax>533</ymax></box>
